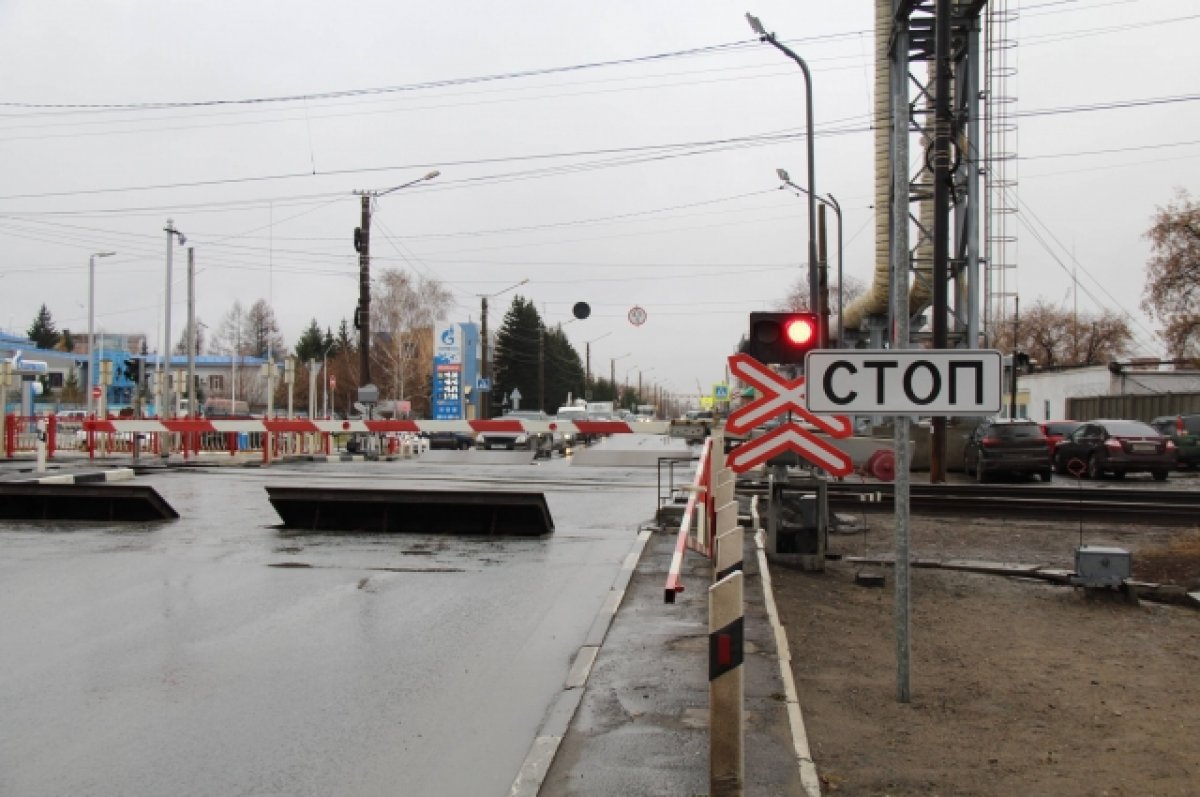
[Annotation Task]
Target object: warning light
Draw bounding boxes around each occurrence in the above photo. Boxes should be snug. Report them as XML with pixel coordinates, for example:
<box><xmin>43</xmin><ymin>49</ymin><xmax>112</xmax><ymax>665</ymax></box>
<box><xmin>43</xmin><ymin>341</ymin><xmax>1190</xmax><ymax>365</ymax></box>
<box><xmin>744</xmin><ymin>311</ymin><xmax>820</xmax><ymax>365</ymax></box>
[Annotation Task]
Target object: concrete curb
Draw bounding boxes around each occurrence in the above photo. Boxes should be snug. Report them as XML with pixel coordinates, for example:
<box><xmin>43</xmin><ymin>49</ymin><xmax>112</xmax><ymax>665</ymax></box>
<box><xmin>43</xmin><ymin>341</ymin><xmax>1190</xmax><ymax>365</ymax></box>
<box><xmin>508</xmin><ymin>526</ymin><xmax>655</xmax><ymax>797</ymax></box>
<box><xmin>755</xmin><ymin>529</ymin><xmax>822</xmax><ymax>797</ymax></box>
<box><xmin>18</xmin><ymin>467</ymin><xmax>135</xmax><ymax>485</ymax></box>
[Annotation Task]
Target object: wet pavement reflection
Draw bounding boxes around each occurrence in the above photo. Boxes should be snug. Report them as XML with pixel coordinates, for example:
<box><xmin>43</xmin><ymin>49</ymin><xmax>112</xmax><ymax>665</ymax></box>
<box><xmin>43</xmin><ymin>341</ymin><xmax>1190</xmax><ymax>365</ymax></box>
<box><xmin>0</xmin><ymin>456</ymin><xmax>665</xmax><ymax>796</ymax></box>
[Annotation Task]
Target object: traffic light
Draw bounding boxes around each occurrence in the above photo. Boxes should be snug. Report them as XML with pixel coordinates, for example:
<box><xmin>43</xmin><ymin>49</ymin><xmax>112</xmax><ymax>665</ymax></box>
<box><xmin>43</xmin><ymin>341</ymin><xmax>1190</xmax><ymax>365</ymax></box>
<box><xmin>744</xmin><ymin>312</ymin><xmax>820</xmax><ymax>365</ymax></box>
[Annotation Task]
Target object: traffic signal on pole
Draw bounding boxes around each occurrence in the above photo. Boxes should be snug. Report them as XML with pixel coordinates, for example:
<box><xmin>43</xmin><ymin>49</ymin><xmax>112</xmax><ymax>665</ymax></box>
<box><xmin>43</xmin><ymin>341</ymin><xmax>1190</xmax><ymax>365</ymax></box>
<box><xmin>744</xmin><ymin>312</ymin><xmax>819</xmax><ymax>365</ymax></box>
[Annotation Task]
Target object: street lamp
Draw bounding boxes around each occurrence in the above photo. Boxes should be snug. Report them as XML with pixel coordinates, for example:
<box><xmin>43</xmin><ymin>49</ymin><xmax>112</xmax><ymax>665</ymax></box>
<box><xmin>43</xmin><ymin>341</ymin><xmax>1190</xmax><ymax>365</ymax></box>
<box><xmin>778</xmin><ymin>168</ymin><xmax>843</xmax><ymax>347</ymax></box>
<box><xmin>87</xmin><ymin>250</ymin><xmax>116</xmax><ymax>417</ymax></box>
<box><xmin>610</xmin><ymin>352</ymin><xmax>631</xmax><ymax>401</ymax></box>
<box><xmin>584</xmin><ymin>331</ymin><xmax>612</xmax><ymax>395</ymax></box>
<box><xmin>747</xmin><ymin>13</ymin><xmax>822</xmax><ymax>346</ymax></box>
<box><xmin>163</xmin><ymin>220</ymin><xmax>186</xmax><ymax>418</ymax></box>
<box><xmin>322</xmin><ymin>340</ymin><xmax>336</xmax><ymax>418</ymax></box>
<box><xmin>479</xmin><ymin>277</ymin><xmax>529</xmax><ymax>419</ymax></box>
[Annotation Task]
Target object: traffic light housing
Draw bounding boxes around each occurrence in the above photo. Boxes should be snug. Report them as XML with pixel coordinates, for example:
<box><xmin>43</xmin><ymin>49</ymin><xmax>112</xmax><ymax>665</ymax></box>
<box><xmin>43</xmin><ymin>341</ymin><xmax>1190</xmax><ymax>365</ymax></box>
<box><xmin>744</xmin><ymin>312</ymin><xmax>819</xmax><ymax>365</ymax></box>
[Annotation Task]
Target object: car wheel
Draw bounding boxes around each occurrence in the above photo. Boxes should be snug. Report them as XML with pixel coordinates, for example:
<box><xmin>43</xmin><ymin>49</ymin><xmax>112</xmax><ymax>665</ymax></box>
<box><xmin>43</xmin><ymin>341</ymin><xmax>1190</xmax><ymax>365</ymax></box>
<box><xmin>1039</xmin><ymin>470</ymin><xmax>1052</xmax><ymax>482</ymax></box>
<box><xmin>1087</xmin><ymin>455</ymin><xmax>1103</xmax><ymax>480</ymax></box>
<box><xmin>1152</xmin><ymin>470</ymin><xmax>1168</xmax><ymax>482</ymax></box>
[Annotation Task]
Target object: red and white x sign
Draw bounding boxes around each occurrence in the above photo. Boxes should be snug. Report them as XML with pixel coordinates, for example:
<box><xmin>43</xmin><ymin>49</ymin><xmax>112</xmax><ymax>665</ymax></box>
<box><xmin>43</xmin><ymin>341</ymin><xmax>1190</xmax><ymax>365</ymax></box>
<box><xmin>725</xmin><ymin>353</ymin><xmax>854</xmax><ymax>476</ymax></box>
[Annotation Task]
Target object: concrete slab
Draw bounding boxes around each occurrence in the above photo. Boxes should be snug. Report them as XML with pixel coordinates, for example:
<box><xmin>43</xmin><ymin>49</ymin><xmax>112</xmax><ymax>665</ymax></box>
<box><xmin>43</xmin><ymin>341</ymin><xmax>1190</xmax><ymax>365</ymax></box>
<box><xmin>420</xmin><ymin>450</ymin><xmax>536</xmax><ymax>465</ymax></box>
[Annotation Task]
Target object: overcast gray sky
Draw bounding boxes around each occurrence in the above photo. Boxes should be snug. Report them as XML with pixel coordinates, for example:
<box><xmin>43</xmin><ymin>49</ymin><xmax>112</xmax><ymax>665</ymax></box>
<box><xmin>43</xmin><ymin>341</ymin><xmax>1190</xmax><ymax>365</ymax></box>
<box><xmin>1</xmin><ymin>0</ymin><xmax>1196</xmax><ymax>402</ymax></box>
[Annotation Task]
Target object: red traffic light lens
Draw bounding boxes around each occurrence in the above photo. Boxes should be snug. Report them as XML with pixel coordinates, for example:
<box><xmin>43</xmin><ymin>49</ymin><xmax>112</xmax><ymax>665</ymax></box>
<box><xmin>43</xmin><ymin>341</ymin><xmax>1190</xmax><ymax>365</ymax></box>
<box><xmin>783</xmin><ymin>316</ymin><xmax>815</xmax><ymax>347</ymax></box>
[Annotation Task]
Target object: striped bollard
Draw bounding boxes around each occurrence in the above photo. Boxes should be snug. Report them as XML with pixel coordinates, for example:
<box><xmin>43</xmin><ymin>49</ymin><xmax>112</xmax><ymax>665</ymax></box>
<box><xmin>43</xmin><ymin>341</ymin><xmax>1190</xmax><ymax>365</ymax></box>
<box><xmin>709</xmin><ymin>570</ymin><xmax>744</xmax><ymax>797</ymax></box>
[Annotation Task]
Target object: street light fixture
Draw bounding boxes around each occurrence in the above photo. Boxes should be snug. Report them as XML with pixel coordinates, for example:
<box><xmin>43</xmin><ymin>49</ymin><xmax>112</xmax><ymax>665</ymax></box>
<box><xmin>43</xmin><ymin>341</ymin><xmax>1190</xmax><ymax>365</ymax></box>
<box><xmin>479</xmin><ymin>278</ymin><xmax>530</xmax><ymax>419</ymax></box>
<box><xmin>584</xmin><ymin>331</ymin><xmax>612</xmax><ymax>394</ymax></box>
<box><xmin>163</xmin><ymin>220</ymin><xmax>186</xmax><ymax>418</ymax></box>
<box><xmin>354</xmin><ymin>169</ymin><xmax>440</xmax><ymax>399</ymax></box>
<box><xmin>87</xmin><ymin>251</ymin><xmax>116</xmax><ymax>417</ymax></box>
<box><xmin>609</xmin><ymin>352</ymin><xmax>631</xmax><ymax>400</ymax></box>
<box><xmin>778</xmin><ymin>168</ymin><xmax>843</xmax><ymax>347</ymax></box>
<box><xmin>748</xmin><ymin>13</ymin><xmax>822</xmax><ymax>346</ymax></box>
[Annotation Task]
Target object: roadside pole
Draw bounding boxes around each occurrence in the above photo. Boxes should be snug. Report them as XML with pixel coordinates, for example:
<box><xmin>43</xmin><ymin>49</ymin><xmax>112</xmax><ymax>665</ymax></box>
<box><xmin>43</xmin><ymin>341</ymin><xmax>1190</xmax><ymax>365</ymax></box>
<box><xmin>889</xmin><ymin>0</ymin><xmax>913</xmax><ymax>703</ymax></box>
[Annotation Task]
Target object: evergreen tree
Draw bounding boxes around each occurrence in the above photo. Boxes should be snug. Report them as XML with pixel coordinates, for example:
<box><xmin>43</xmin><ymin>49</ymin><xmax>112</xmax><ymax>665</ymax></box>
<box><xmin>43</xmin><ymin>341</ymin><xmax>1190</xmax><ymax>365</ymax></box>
<box><xmin>60</xmin><ymin>329</ymin><xmax>75</xmax><ymax>353</ymax></box>
<box><xmin>542</xmin><ymin>325</ymin><xmax>585</xmax><ymax>412</ymax></box>
<box><xmin>294</xmin><ymin>319</ymin><xmax>326</xmax><ymax>362</ymax></box>
<box><xmin>492</xmin><ymin>296</ymin><xmax>543</xmax><ymax>412</ymax></box>
<box><xmin>336</xmin><ymin>319</ymin><xmax>356</xmax><ymax>354</ymax></box>
<box><xmin>27</xmin><ymin>304</ymin><xmax>58</xmax><ymax>349</ymax></box>
<box><xmin>323</xmin><ymin>327</ymin><xmax>337</xmax><ymax>356</ymax></box>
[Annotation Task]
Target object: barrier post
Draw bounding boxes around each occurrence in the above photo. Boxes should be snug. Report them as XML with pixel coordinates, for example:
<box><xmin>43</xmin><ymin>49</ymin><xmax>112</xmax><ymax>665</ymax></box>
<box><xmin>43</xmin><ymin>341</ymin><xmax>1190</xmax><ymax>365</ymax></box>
<box><xmin>47</xmin><ymin>413</ymin><xmax>57</xmax><ymax>460</ymax></box>
<box><xmin>709</xmin><ymin>570</ymin><xmax>744</xmax><ymax>797</ymax></box>
<box><xmin>35</xmin><ymin>416</ymin><xmax>48</xmax><ymax>473</ymax></box>
<box><xmin>3</xmin><ymin>413</ymin><xmax>13</xmax><ymax>458</ymax></box>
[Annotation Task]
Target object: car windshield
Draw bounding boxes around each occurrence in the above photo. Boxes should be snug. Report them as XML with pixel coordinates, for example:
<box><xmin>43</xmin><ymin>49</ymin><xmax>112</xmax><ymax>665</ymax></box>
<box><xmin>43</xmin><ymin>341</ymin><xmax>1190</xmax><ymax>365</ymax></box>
<box><xmin>1102</xmin><ymin>420</ymin><xmax>1159</xmax><ymax>437</ymax></box>
<box><xmin>1044</xmin><ymin>422</ymin><xmax>1080</xmax><ymax>436</ymax></box>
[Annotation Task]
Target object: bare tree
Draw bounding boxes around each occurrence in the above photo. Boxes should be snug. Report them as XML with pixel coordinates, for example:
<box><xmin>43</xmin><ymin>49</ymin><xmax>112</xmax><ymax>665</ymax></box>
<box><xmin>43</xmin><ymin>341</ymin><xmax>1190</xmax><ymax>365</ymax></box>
<box><xmin>991</xmin><ymin>299</ymin><xmax>1132</xmax><ymax>367</ymax></box>
<box><xmin>1142</xmin><ymin>188</ymin><xmax>1200</xmax><ymax>361</ymax></box>
<box><xmin>371</xmin><ymin>269</ymin><xmax>453</xmax><ymax>404</ymax></box>
<box><xmin>778</xmin><ymin>274</ymin><xmax>868</xmax><ymax>312</ymax></box>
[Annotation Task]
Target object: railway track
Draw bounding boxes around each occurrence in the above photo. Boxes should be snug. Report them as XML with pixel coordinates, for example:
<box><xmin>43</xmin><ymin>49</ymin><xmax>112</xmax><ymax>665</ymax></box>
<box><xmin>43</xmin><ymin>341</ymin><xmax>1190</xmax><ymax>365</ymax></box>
<box><xmin>738</xmin><ymin>480</ymin><xmax>1200</xmax><ymax>526</ymax></box>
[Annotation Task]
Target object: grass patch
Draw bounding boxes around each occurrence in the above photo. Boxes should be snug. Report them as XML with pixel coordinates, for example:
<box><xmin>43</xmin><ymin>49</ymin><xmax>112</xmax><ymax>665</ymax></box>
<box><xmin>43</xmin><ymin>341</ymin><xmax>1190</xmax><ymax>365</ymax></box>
<box><xmin>1134</xmin><ymin>529</ymin><xmax>1200</xmax><ymax>587</ymax></box>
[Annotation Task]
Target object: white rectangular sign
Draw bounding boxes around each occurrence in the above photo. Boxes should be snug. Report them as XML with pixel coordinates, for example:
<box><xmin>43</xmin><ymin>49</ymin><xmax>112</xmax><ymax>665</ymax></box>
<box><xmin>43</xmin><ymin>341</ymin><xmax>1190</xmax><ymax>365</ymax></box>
<box><xmin>804</xmin><ymin>349</ymin><xmax>1003</xmax><ymax>415</ymax></box>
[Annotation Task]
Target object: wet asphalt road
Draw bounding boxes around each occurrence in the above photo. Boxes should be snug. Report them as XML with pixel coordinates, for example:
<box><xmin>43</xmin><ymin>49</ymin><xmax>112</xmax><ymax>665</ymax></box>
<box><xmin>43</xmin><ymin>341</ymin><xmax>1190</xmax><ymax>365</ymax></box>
<box><xmin>0</xmin><ymin>453</ymin><xmax>669</xmax><ymax>796</ymax></box>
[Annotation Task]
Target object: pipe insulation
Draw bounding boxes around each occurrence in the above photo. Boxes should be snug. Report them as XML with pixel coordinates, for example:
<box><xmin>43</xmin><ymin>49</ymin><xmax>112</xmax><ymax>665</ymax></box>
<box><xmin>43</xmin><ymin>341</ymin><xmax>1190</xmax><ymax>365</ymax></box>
<box><xmin>841</xmin><ymin>0</ymin><xmax>939</xmax><ymax>338</ymax></box>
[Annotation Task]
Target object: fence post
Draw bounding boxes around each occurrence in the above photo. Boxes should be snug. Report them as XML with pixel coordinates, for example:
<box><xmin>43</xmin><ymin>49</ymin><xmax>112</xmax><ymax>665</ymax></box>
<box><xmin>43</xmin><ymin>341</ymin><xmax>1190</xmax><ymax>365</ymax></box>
<box><xmin>709</xmin><ymin>570</ymin><xmax>744</xmax><ymax>797</ymax></box>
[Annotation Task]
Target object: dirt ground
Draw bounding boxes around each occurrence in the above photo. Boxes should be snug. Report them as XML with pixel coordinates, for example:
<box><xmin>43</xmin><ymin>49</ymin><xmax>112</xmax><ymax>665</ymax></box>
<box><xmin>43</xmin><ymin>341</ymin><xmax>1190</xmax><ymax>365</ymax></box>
<box><xmin>770</xmin><ymin>498</ymin><xmax>1200</xmax><ymax>797</ymax></box>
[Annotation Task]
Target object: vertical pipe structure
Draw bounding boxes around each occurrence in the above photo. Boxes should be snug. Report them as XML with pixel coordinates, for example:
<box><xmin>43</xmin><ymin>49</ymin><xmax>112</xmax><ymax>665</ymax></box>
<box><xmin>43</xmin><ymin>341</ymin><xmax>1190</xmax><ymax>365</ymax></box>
<box><xmin>965</xmin><ymin>10</ymin><xmax>983</xmax><ymax>348</ymax></box>
<box><xmin>929</xmin><ymin>0</ymin><xmax>953</xmax><ymax>483</ymax></box>
<box><xmin>889</xmin><ymin>0</ymin><xmax>913</xmax><ymax>705</ymax></box>
<box><xmin>163</xmin><ymin>221</ymin><xmax>175</xmax><ymax>418</ymax></box>
<box><xmin>187</xmin><ymin>248</ymin><xmax>196</xmax><ymax>418</ymax></box>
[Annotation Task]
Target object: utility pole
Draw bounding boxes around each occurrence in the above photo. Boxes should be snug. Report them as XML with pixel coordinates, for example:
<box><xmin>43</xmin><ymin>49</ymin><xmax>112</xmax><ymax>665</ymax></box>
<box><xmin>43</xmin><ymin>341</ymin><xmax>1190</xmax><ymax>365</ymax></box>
<box><xmin>355</xmin><ymin>193</ymin><xmax>372</xmax><ymax>389</ymax></box>
<box><xmin>538</xmin><ymin>327</ymin><xmax>545</xmax><ymax>412</ymax></box>
<box><xmin>1010</xmin><ymin>297</ymin><xmax>1020</xmax><ymax>419</ymax></box>
<box><xmin>929</xmin><ymin>0</ymin><xmax>953</xmax><ymax>483</ymax></box>
<box><xmin>353</xmin><ymin>170</ymin><xmax>440</xmax><ymax>402</ymax></box>
<box><xmin>481</xmin><ymin>295</ymin><xmax>490</xmax><ymax>419</ymax></box>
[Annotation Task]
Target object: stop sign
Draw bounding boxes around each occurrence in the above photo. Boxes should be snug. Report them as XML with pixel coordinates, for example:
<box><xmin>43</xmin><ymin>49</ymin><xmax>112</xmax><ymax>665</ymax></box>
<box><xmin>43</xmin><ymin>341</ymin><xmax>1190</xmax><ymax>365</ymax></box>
<box><xmin>91</xmin><ymin>385</ymin><xmax>102</xmax><ymax>399</ymax></box>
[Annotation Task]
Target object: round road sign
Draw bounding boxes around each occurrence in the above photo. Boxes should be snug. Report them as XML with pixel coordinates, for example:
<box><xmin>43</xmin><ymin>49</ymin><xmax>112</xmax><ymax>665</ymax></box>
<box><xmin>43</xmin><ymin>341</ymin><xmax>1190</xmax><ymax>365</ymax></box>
<box><xmin>91</xmin><ymin>385</ymin><xmax>102</xmax><ymax>399</ymax></box>
<box><xmin>628</xmin><ymin>306</ymin><xmax>647</xmax><ymax>327</ymax></box>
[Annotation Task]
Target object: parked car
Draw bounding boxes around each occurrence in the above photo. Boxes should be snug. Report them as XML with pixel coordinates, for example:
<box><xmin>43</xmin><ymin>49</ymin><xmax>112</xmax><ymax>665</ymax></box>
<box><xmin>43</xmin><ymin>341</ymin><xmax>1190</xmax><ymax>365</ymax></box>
<box><xmin>476</xmin><ymin>410</ymin><xmax>555</xmax><ymax>455</ymax></box>
<box><xmin>1150</xmin><ymin>414</ymin><xmax>1200</xmax><ymax>469</ymax></box>
<box><xmin>1052</xmin><ymin>419</ymin><xmax>1175</xmax><ymax>480</ymax></box>
<box><xmin>422</xmin><ymin>430</ymin><xmax>476</xmax><ymax>450</ymax></box>
<box><xmin>1038</xmin><ymin>420</ymin><xmax>1082</xmax><ymax>459</ymax></box>
<box><xmin>963</xmin><ymin>418</ymin><xmax>1052</xmax><ymax>482</ymax></box>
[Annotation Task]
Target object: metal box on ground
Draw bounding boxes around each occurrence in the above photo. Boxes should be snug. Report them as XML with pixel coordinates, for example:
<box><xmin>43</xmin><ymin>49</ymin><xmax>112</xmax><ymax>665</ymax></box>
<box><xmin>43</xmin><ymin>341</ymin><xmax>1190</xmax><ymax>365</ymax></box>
<box><xmin>767</xmin><ymin>477</ymin><xmax>828</xmax><ymax>571</ymax></box>
<box><xmin>1072</xmin><ymin>545</ymin><xmax>1131</xmax><ymax>587</ymax></box>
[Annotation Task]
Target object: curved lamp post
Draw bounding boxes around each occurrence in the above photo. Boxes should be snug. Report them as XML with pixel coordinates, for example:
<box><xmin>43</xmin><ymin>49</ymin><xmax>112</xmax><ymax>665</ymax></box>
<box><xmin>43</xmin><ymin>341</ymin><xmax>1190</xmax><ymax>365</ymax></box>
<box><xmin>747</xmin><ymin>13</ymin><xmax>822</xmax><ymax>345</ymax></box>
<box><xmin>777</xmin><ymin>168</ymin><xmax>843</xmax><ymax>347</ymax></box>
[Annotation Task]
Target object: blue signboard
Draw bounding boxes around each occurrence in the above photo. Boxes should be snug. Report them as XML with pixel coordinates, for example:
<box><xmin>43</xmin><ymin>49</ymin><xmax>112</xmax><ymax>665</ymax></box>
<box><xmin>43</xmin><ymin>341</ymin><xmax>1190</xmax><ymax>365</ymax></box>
<box><xmin>433</xmin><ymin>363</ymin><xmax>463</xmax><ymax>420</ymax></box>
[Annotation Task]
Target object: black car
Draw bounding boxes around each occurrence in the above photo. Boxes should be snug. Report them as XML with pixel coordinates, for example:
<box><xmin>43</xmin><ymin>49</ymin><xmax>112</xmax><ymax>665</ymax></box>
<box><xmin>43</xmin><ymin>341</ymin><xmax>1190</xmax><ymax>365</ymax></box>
<box><xmin>423</xmin><ymin>430</ymin><xmax>476</xmax><ymax>450</ymax></box>
<box><xmin>963</xmin><ymin>419</ymin><xmax>1052</xmax><ymax>482</ymax></box>
<box><xmin>1052</xmin><ymin>419</ymin><xmax>1175</xmax><ymax>481</ymax></box>
<box><xmin>1150</xmin><ymin>414</ymin><xmax>1200</xmax><ymax>469</ymax></box>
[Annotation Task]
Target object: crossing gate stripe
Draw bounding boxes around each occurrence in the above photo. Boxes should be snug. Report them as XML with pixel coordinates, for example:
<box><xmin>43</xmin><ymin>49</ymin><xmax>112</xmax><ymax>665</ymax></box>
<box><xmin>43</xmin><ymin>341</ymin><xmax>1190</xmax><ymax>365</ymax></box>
<box><xmin>709</xmin><ymin>616</ymin><xmax>745</xmax><ymax>681</ymax></box>
<box><xmin>716</xmin><ymin>559</ymin><xmax>743</xmax><ymax>583</ymax></box>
